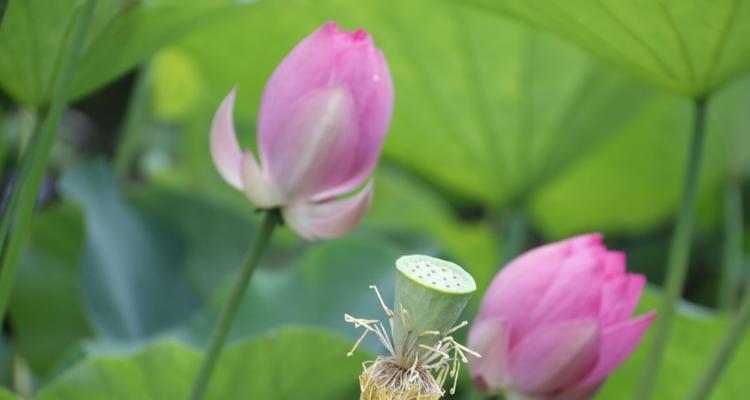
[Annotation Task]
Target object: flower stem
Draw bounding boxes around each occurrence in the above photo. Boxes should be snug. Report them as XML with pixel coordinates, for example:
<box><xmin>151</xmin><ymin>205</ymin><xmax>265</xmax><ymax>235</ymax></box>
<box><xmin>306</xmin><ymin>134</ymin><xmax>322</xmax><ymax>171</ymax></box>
<box><xmin>686</xmin><ymin>281</ymin><xmax>750</xmax><ymax>400</ymax></box>
<box><xmin>635</xmin><ymin>96</ymin><xmax>709</xmax><ymax>400</ymax></box>
<box><xmin>189</xmin><ymin>210</ymin><xmax>279</xmax><ymax>400</ymax></box>
<box><xmin>718</xmin><ymin>179</ymin><xmax>743</xmax><ymax>310</ymax></box>
<box><xmin>499</xmin><ymin>208</ymin><xmax>527</xmax><ymax>265</ymax></box>
<box><xmin>0</xmin><ymin>111</ymin><xmax>37</xmax><ymax>242</ymax></box>
<box><xmin>0</xmin><ymin>0</ymin><xmax>96</xmax><ymax>324</ymax></box>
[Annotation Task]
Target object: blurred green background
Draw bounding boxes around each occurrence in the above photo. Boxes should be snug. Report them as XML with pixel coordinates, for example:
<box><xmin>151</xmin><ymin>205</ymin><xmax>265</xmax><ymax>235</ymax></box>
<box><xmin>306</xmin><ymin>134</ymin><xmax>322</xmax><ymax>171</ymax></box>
<box><xmin>0</xmin><ymin>0</ymin><xmax>748</xmax><ymax>399</ymax></box>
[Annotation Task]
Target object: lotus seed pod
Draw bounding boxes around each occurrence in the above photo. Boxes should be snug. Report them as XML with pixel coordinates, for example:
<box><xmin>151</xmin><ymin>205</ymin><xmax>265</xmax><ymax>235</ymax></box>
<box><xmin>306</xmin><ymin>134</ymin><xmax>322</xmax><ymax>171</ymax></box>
<box><xmin>346</xmin><ymin>256</ymin><xmax>479</xmax><ymax>399</ymax></box>
<box><xmin>392</xmin><ymin>255</ymin><xmax>476</xmax><ymax>356</ymax></box>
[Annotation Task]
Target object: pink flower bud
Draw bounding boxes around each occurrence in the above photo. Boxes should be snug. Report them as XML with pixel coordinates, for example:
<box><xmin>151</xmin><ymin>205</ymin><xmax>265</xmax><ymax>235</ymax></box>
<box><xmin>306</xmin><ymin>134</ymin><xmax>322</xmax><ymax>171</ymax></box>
<box><xmin>210</xmin><ymin>22</ymin><xmax>393</xmax><ymax>241</ymax></box>
<box><xmin>468</xmin><ymin>234</ymin><xmax>655</xmax><ymax>400</ymax></box>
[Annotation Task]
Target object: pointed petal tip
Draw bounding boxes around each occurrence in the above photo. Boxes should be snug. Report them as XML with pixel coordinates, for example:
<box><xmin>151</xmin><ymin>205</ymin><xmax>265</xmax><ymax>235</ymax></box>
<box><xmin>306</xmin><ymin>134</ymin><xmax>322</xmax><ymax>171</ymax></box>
<box><xmin>606</xmin><ymin>251</ymin><xmax>626</xmax><ymax>272</ymax></box>
<box><xmin>322</xmin><ymin>21</ymin><xmax>339</xmax><ymax>33</ymax></box>
<box><xmin>210</xmin><ymin>89</ymin><xmax>244</xmax><ymax>190</ymax></box>
<box><xmin>319</xmin><ymin>21</ymin><xmax>371</xmax><ymax>44</ymax></box>
<box><xmin>568</xmin><ymin>233</ymin><xmax>604</xmax><ymax>251</ymax></box>
<box><xmin>639</xmin><ymin>310</ymin><xmax>657</xmax><ymax>324</ymax></box>
<box><xmin>575</xmin><ymin>312</ymin><xmax>656</xmax><ymax>388</ymax></box>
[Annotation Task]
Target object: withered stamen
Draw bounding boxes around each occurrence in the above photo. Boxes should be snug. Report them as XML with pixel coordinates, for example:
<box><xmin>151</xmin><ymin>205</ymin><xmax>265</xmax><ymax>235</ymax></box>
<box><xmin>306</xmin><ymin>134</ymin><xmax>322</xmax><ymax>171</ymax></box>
<box><xmin>346</xmin><ymin>285</ymin><xmax>479</xmax><ymax>399</ymax></box>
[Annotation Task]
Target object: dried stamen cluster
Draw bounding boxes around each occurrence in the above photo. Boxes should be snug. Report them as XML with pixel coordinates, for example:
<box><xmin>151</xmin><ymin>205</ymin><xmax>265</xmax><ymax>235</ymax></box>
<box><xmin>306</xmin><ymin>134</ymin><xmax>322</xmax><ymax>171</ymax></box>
<box><xmin>359</xmin><ymin>357</ymin><xmax>442</xmax><ymax>400</ymax></box>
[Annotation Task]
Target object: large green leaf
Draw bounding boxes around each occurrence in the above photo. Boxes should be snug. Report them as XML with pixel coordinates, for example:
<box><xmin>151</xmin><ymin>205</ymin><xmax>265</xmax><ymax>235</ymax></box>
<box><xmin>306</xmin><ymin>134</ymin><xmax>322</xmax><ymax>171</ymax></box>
<box><xmin>128</xmin><ymin>187</ymin><xmax>260</xmax><ymax>302</ymax></box>
<box><xmin>153</xmin><ymin>0</ymin><xmax>652</xmax><ymax>206</ymax></box>
<box><xmin>531</xmin><ymin>74</ymin><xmax>750</xmax><ymax>238</ymax></box>
<box><xmin>59</xmin><ymin>160</ymin><xmax>200</xmax><ymax>340</ymax></box>
<box><xmin>0</xmin><ymin>0</ymin><xmax>246</xmax><ymax>107</ymax></box>
<box><xmin>8</xmin><ymin>163</ymin><xmax>278</xmax><ymax>377</ymax></box>
<box><xmin>365</xmin><ymin>168</ymin><xmax>499</xmax><ymax>296</ymax></box>
<box><xmin>461</xmin><ymin>0</ymin><xmax>750</xmax><ymax>97</ymax></box>
<box><xmin>13</xmin><ymin>163</ymin><xmax>487</xmax><ymax>376</ymax></box>
<box><xmin>34</xmin><ymin>328</ymin><xmax>366</xmax><ymax>400</ymax></box>
<box><xmin>178</xmin><ymin>166</ymin><xmax>499</xmax><ymax>347</ymax></box>
<box><xmin>599</xmin><ymin>289</ymin><xmax>750</xmax><ymax>399</ymax></box>
<box><xmin>181</xmin><ymin>235</ymin><xmax>404</xmax><ymax>346</ymax></box>
<box><xmin>149</xmin><ymin>0</ymin><xmax>749</xmax><ymax>267</ymax></box>
<box><xmin>8</xmin><ymin>203</ymin><xmax>92</xmax><ymax>378</ymax></box>
<box><xmin>0</xmin><ymin>388</ymin><xmax>16</xmax><ymax>400</ymax></box>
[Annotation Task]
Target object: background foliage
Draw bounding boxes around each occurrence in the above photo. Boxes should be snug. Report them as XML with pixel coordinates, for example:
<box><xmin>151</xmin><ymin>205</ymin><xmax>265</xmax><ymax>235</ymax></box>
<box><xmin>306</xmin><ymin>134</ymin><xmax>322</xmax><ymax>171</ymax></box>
<box><xmin>0</xmin><ymin>0</ymin><xmax>748</xmax><ymax>399</ymax></box>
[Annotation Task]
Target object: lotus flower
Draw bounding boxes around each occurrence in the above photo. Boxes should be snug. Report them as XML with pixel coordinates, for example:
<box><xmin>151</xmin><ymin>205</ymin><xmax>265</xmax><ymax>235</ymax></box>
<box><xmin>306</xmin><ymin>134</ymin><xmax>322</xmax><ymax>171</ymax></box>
<box><xmin>468</xmin><ymin>234</ymin><xmax>655</xmax><ymax>400</ymax></box>
<box><xmin>210</xmin><ymin>22</ymin><xmax>393</xmax><ymax>241</ymax></box>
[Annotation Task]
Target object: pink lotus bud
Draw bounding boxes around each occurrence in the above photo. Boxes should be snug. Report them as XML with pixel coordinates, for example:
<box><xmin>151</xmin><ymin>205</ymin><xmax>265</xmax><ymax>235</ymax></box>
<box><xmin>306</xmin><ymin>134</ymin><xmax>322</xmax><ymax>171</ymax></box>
<box><xmin>468</xmin><ymin>234</ymin><xmax>655</xmax><ymax>400</ymax></box>
<box><xmin>210</xmin><ymin>22</ymin><xmax>393</xmax><ymax>241</ymax></box>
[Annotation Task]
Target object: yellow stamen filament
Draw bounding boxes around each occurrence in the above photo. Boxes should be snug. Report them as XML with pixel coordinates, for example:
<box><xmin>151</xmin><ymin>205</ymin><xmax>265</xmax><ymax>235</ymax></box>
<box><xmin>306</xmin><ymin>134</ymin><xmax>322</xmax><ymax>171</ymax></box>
<box><xmin>444</xmin><ymin>321</ymin><xmax>468</xmax><ymax>336</ymax></box>
<box><xmin>370</xmin><ymin>285</ymin><xmax>394</xmax><ymax>318</ymax></box>
<box><xmin>345</xmin><ymin>314</ymin><xmax>395</xmax><ymax>357</ymax></box>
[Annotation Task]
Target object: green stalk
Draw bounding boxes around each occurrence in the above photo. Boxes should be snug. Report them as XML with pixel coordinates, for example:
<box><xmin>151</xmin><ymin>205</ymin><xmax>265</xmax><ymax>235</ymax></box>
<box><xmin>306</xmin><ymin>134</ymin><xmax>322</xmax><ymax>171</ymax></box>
<box><xmin>0</xmin><ymin>107</ymin><xmax>4</xmax><ymax>179</ymax></box>
<box><xmin>1</xmin><ymin>111</ymin><xmax>34</xmax><ymax>259</ymax></box>
<box><xmin>686</xmin><ymin>286</ymin><xmax>750</xmax><ymax>400</ymax></box>
<box><xmin>0</xmin><ymin>0</ymin><xmax>96</xmax><ymax>323</ymax></box>
<box><xmin>636</xmin><ymin>96</ymin><xmax>710</xmax><ymax>400</ymax></box>
<box><xmin>189</xmin><ymin>210</ymin><xmax>279</xmax><ymax>400</ymax></box>
<box><xmin>17</xmin><ymin>109</ymin><xmax>38</xmax><ymax>155</ymax></box>
<box><xmin>499</xmin><ymin>207</ymin><xmax>527</xmax><ymax>265</ymax></box>
<box><xmin>0</xmin><ymin>114</ymin><xmax>40</xmax><ymax>262</ymax></box>
<box><xmin>12</xmin><ymin>352</ymin><xmax>32</xmax><ymax>397</ymax></box>
<box><xmin>718</xmin><ymin>179</ymin><xmax>743</xmax><ymax>310</ymax></box>
<box><xmin>114</xmin><ymin>64</ymin><xmax>152</xmax><ymax>177</ymax></box>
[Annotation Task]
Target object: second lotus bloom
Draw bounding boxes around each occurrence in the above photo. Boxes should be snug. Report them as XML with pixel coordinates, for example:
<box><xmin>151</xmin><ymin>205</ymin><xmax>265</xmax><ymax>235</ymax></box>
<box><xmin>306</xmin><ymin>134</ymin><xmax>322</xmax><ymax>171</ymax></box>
<box><xmin>211</xmin><ymin>22</ymin><xmax>393</xmax><ymax>241</ymax></box>
<box><xmin>469</xmin><ymin>234</ymin><xmax>655</xmax><ymax>400</ymax></box>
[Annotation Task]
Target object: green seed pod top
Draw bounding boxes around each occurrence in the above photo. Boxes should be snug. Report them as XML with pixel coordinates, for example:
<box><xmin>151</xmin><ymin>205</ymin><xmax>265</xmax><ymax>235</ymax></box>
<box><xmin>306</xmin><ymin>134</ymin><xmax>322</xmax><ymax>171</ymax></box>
<box><xmin>396</xmin><ymin>255</ymin><xmax>476</xmax><ymax>294</ymax></box>
<box><xmin>392</xmin><ymin>255</ymin><xmax>476</xmax><ymax>364</ymax></box>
